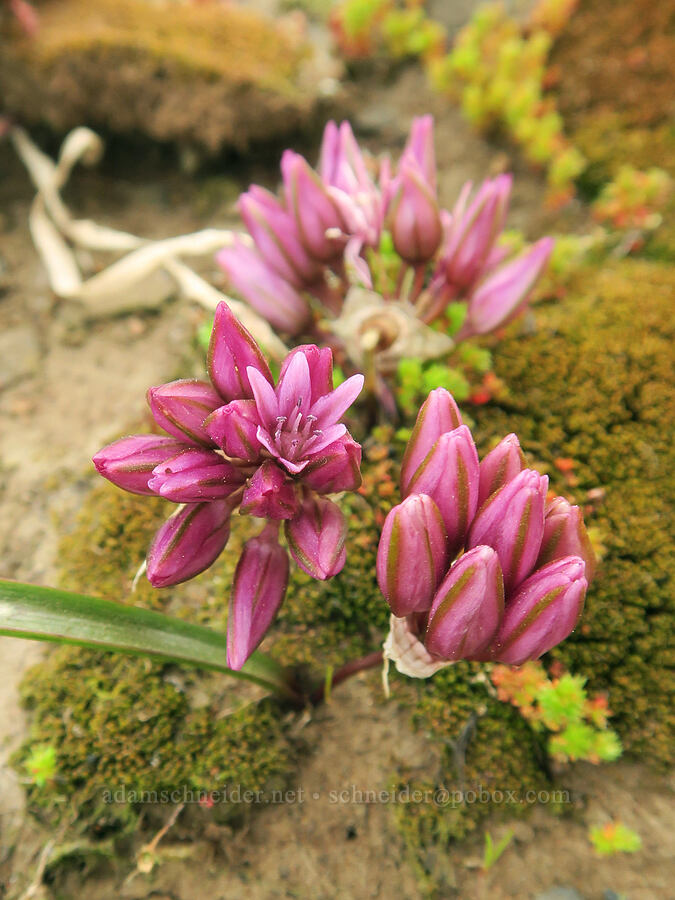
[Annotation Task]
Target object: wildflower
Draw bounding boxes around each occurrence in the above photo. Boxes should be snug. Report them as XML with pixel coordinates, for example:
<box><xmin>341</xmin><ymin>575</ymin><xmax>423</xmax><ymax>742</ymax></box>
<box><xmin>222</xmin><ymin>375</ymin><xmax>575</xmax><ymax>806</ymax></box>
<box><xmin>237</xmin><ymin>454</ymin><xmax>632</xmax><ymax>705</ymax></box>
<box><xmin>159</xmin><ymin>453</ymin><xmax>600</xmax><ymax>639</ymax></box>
<box><xmin>220</xmin><ymin>116</ymin><xmax>554</xmax><ymax>370</ymax></box>
<box><xmin>94</xmin><ymin>302</ymin><xmax>364</xmax><ymax>668</ymax></box>
<box><xmin>378</xmin><ymin>388</ymin><xmax>593</xmax><ymax>677</ymax></box>
<box><xmin>386</xmin><ymin>116</ymin><xmax>442</xmax><ymax>264</ymax></box>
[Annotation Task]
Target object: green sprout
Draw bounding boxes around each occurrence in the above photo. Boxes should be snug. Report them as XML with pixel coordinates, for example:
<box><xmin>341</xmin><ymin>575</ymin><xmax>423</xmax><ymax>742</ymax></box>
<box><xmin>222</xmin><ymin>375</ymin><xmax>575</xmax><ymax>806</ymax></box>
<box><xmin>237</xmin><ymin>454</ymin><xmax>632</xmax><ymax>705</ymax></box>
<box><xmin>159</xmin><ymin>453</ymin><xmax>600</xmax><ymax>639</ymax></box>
<box><xmin>589</xmin><ymin>822</ymin><xmax>642</xmax><ymax>857</ymax></box>
<box><xmin>25</xmin><ymin>744</ymin><xmax>57</xmax><ymax>788</ymax></box>
<box><xmin>482</xmin><ymin>828</ymin><xmax>515</xmax><ymax>871</ymax></box>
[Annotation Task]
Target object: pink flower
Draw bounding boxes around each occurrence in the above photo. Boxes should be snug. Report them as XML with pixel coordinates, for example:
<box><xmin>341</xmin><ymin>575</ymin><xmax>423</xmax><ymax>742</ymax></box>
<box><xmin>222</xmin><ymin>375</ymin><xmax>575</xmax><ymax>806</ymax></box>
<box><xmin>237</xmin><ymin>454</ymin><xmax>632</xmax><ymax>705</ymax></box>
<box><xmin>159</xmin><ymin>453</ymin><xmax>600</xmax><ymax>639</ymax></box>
<box><xmin>94</xmin><ymin>302</ymin><xmax>364</xmax><ymax>669</ymax></box>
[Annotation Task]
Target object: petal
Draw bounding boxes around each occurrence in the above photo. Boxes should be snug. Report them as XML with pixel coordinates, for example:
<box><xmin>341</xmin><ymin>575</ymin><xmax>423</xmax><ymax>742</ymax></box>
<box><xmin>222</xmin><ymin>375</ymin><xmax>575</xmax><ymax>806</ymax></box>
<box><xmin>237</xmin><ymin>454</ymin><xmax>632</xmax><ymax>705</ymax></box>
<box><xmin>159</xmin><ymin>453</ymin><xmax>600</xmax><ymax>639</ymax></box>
<box><xmin>304</xmin><ymin>422</ymin><xmax>347</xmax><ymax>457</ymax></box>
<box><xmin>276</xmin><ymin>348</ymin><xmax>312</xmax><ymax>419</ymax></box>
<box><xmin>93</xmin><ymin>435</ymin><xmax>188</xmax><ymax>496</ymax></box>
<box><xmin>207</xmin><ymin>301</ymin><xmax>273</xmax><ymax>402</ymax></box>
<box><xmin>227</xmin><ymin>528</ymin><xmax>289</xmax><ymax>670</ymax></box>
<box><xmin>146</xmin><ymin>501</ymin><xmax>232</xmax><ymax>587</ymax></box>
<box><xmin>285</xmin><ymin>495</ymin><xmax>348</xmax><ymax>580</ymax></box>
<box><xmin>302</xmin><ymin>436</ymin><xmax>362</xmax><ymax>494</ymax></box>
<box><xmin>147</xmin><ymin>379</ymin><xmax>222</xmax><ymax>446</ymax></box>
<box><xmin>247</xmin><ymin>365</ymin><xmax>279</xmax><ymax>429</ymax></box>
<box><xmin>279</xmin><ymin>345</ymin><xmax>334</xmax><ymax>404</ymax></box>
<box><xmin>310</xmin><ymin>373</ymin><xmax>364</xmax><ymax>427</ymax></box>
<box><xmin>240</xmin><ymin>460</ymin><xmax>300</xmax><ymax>520</ymax></box>
<box><xmin>148</xmin><ymin>448</ymin><xmax>245</xmax><ymax>503</ymax></box>
<box><xmin>204</xmin><ymin>400</ymin><xmax>263</xmax><ymax>463</ymax></box>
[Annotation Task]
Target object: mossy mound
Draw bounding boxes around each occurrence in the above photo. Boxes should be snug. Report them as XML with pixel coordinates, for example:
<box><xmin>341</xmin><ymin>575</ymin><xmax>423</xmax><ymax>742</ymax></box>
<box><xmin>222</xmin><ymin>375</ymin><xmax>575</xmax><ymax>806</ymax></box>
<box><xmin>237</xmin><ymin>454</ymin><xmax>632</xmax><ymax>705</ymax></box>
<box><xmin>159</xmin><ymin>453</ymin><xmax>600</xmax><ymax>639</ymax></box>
<box><xmin>17</xmin><ymin>482</ymin><xmax>295</xmax><ymax>836</ymax></box>
<box><xmin>552</xmin><ymin>0</ymin><xmax>675</xmax><ymax>130</ymax></box>
<box><xmin>15</xmin><ymin>442</ymin><xmax>396</xmax><ymax>836</ymax></box>
<box><xmin>469</xmin><ymin>259</ymin><xmax>675</xmax><ymax>767</ymax></box>
<box><xmin>570</xmin><ymin>113</ymin><xmax>675</xmax><ymax>261</ymax></box>
<box><xmin>18</xmin><ymin>648</ymin><xmax>294</xmax><ymax>833</ymax></box>
<box><xmin>391</xmin><ymin>662</ymin><xmax>551</xmax><ymax>895</ymax></box>
<box><xmin>0</xmin><ymin>0</ymin><xmax>329</xmax><ymax>152</ymax></box>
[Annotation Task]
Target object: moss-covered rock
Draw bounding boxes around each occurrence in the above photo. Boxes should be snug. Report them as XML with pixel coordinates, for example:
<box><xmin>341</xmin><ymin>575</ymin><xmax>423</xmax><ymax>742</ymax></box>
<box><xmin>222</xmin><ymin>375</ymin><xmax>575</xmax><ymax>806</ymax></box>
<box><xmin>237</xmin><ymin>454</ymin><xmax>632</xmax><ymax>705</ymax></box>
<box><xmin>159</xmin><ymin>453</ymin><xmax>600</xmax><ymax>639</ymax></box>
<box><xmin>0</xmin><ymin>0</ymin><xmax>335</xmax><ymax>152</ymax></box>
<box><xmin>469</xmin><ymin>259</ymin><xmax>675</xmax><ymax>767</ymax></box>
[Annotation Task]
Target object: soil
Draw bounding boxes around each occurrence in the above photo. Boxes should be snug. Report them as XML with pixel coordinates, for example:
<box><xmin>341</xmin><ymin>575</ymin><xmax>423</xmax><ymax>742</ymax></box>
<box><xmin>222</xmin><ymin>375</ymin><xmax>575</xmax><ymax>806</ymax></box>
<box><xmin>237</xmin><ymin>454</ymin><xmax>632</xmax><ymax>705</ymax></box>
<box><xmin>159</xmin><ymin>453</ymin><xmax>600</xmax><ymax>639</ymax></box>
<box><xmin>0</xmin><ymin>34</ymin><xmax>673</xmax><ymax>900</ymax></box>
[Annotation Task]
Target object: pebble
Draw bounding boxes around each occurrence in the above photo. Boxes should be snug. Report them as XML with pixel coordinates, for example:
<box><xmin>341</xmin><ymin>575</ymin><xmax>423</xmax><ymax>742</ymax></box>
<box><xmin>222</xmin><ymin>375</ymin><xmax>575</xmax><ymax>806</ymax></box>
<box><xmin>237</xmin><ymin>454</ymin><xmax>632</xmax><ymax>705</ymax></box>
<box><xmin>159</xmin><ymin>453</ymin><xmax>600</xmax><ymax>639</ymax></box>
<box><xmin>535</xmin><ymin>888</ymin><xmax>586</xmax><ymax>900</ymax></box>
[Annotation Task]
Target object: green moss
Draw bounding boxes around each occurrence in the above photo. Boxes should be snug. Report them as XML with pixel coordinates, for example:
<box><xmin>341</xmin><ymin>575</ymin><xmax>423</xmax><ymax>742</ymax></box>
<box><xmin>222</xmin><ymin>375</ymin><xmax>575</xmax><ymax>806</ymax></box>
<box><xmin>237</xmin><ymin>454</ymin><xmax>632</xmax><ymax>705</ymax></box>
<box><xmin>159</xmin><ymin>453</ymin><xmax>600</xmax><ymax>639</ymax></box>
<box><xmin>468</xmin><ymin>259</ymin><xmax>675</xmax><ymax>766</ymax></box>
<box><xmin>1</xmin><ymin>0</ymin><xmax>317</xmax><ymax>152</ymax></box>
<box><xmin>17</xmin><ymin>647</ymin><xmax>294</xmax><ymax>834</ymax></box>
<box><xmin>19</xmin><ymin>481</ymin><xmax>292</xmax><ymax>837</ymax></box>
<box><xmin>274</xmin><ymin>442</ymin><xmax>395</xmax><ymax>670</ymax></box>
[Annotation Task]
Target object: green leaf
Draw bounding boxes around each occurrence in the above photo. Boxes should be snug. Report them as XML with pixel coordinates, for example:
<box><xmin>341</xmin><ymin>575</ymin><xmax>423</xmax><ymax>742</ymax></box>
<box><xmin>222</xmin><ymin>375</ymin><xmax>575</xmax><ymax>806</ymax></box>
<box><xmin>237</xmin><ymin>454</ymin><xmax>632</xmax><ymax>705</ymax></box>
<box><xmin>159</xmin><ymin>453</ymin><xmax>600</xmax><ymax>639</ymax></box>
<box><xmin>0</xmin><ymin>579</ymin><xmax>296</xmax><ymax>700</ymax></box>
<box><xmin>483</xmin><ymin>828</ymin><xmax>514</xmax><ymax>870</ymax></box>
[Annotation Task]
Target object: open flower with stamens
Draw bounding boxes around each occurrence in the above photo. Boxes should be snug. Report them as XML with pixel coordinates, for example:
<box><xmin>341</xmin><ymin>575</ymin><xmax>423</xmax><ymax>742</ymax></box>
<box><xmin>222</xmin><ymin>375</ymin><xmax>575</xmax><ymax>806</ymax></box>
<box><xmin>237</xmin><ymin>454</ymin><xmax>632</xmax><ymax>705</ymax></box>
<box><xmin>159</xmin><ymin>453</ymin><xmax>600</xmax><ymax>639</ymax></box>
<box><xmin>94</xmin><ymin>302</ymin><xmax>364</xmax><ymax>669</ymax></box>
<box><xmin>219</xmin><ymin>116</ymin><xmax>554</xmax><ymax>386</ymax></box>
<box><xmin>378</xmin><ymin>389</ymin><xmax>593</xmax><ymax>678</ymax></box>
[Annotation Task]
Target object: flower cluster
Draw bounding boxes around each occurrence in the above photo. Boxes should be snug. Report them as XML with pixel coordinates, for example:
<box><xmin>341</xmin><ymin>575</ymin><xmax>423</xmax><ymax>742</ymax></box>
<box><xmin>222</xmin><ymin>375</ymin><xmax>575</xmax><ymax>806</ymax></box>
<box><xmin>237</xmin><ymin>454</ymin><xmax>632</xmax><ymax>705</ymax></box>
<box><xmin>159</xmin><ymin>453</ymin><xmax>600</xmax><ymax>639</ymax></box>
<box><xmin>377</xmin><ymin>388</ymin><xmax>594</xmax><ymax>676</ymax></box>
<box><xmin>218</xmin><ymin>116</ymin><xmax>553</xmax><ymax>351</ymax></box>
<box><xmin>94</xmin><ymin>302</ymin><xmax>364</xmax><ymax>669</ymax></box>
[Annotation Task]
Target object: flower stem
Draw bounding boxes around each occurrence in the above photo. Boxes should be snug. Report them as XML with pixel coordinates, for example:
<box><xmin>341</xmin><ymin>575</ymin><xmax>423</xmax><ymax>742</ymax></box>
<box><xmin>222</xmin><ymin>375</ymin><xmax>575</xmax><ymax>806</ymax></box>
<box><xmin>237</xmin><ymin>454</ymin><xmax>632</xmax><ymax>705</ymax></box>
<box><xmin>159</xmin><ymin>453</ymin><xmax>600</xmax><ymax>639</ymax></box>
<box><xmin>310</xmin><ymin>650</ymin><xmax>384</xmax><ymax>704</ymax></box>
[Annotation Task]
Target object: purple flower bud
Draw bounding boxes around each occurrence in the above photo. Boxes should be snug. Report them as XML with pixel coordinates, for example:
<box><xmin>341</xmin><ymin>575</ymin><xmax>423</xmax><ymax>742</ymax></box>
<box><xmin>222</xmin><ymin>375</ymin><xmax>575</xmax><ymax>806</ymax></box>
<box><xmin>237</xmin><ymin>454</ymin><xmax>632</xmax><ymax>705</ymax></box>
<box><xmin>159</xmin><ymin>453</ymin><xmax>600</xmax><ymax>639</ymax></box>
<box><xmin>285</xmin><ymin>494</ymin><xmax>348</xmax><ymax>580</ymax></box>
<box><xmin>425</xmin><ymin>545</ymin><xmax>504</xmax><ymax>661</ymax></box>
<box><xmin>207</xmin><ymin>302</ymin><xmax>273</xmax><ymax>402</ymax></box>
<box><xmin>387</xmin><ymin>158</ymin><xmax>442</xmax><ymax>265</ymax></box>
<box><xmin>537</xmin><ymin>496</ymin><xmax>596</xmax><ymax>580</ymax></box>
<box><xmin>281</xmin><ymin>150</ymin><xmax>345</xmax><ymax>262</ymax></box>
<box><xmin>400</xmin><ymin>388</ymin><xmax>463</xmax><ymax>495</ymax></box>
<box><xmin>490</xmin><ymin>556</ymin><xmax>587</xmax><ymax>665</ymax></box>
<box><xmin>93</xmin><ymin>435</ymin><xmax>188</xmax><ymax>496</ymax></box>
<box><xmin>147</xmin><ymin>379</ymin><xmax>223</xmax><ymax>446</ymax></box>
<box><xmin>319</xmin><ymin>120</ymin><xmax>371</xmax><ymax>195</ymax></box>
<box><xmin>318</xmin><ymin>121</ymin><xmax>383</xmax><ymax>249</ymax></box>
<box><xmin>406</xmin><ymin>425</ymin><xmax>480</xmax><ymax>558</ymax></box>
<box><xmin>403</xmin><ymin>115</ymin><xmax>437</xmax><ymax>192</ymax></box>
<box><xmin>376</xmin><ymin>494</ymin><xmax>448</xmax><ymax>617</ymax></box>
<box><xmin>239</xmin><ymin>185</ymin><xmax>319</xmax><ymax>286</ymax></box>
<box><xmin>467</xmin><ymin>468</ymin><xmax>548</xmax><ymax>593</ymax></box>
<box><xmin>438</xmin><ymin>175</ymin><xmax>512</xmax><ymax>293</ymax></box>
<box><xmin>227</xmin><ymin>526</ymin><xmax>289</xmax><ymax>670</ymax></box>
<box><xmin>148</xmin><ymin>448</ymin><xmax>245</xmax><ymax>503</ymax></box>
<box><xmin>301</xmin><ymin>436</ymin><xmax>362</xmax><ymax>494</ymax></box>
<box><xmin>146</xmin><ymin>501</ymin><xmax>232</xmax><ymax>588</ymax></box>
<box><xmin>204</xmin><ymin>399</ymin><xmax>263</xmax><ymax>463</ymax></box>
<box><xmin>462</xmin><ymin>237</ymin><xmax>554</xmax><ymax>338</ymax></box>
<box><xmin>216</xmin><ymin>240</ymin><xmax>312</xmax><ymax>335</ymax></box>
<box><xmin>478</xmin><ymin>433</ymin><xmax>527</xmax><ymax>507</ymax></box>
<box><xmin>240</xmin><ymin>460</ymin><xmax>299</xmax><ymax>520</ymax></box>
